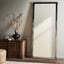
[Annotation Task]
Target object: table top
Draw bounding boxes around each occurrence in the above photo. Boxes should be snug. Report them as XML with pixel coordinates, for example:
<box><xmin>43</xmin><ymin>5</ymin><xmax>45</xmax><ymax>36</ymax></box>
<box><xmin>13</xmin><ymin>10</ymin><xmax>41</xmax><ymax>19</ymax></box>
<box><xmin>0</xmin><ymin>39</ymin><xmax>26</xmax><ymax>42</ymax></box>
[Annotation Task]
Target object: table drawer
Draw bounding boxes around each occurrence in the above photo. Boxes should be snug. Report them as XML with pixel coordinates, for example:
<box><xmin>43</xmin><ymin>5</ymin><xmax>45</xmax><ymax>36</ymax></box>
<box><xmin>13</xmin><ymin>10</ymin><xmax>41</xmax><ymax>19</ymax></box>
<box><xmin>0</xmin><ymin>46</ymin><xmax>7</xmax><ymax>50</ymax></box>
<box><xmin>0</xmin><ymin>42</ymin><xmax>7</xmax><ymax>46</ymax></box>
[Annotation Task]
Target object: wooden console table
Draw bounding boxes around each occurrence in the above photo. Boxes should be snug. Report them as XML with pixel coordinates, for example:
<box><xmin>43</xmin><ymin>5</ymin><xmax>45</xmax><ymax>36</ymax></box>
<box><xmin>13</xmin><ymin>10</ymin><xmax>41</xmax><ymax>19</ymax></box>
<box><xmin>0</xmin><ymin>39</ymin><xmax>26</xmax><ymax>59</ymax></box>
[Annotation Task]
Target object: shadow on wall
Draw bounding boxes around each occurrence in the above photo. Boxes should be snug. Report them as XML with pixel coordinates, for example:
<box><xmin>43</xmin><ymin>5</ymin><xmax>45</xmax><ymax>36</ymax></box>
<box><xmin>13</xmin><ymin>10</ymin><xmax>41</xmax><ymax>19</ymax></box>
<box><xmin>0</xmin><ymin>22</ymin><xmax>14</xmax><ymax>38</ymax></box>
<box><xmin>23</xmin><ymin>3</ymin><xmax>33</xmax><ymax>57</ymax></box>
<box><xmin>0</xmin><ymin>0</ymin><xmax>28</xmax><ymax>39</ymax></box>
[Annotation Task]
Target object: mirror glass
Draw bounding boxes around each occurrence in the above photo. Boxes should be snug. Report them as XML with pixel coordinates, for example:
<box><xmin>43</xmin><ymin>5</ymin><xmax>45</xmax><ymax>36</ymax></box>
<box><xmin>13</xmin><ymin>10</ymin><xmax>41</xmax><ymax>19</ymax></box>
<box><xmin>33</xmin><ymin>3</ymin><xmax>57</xmax><ymax>58</ymax></box>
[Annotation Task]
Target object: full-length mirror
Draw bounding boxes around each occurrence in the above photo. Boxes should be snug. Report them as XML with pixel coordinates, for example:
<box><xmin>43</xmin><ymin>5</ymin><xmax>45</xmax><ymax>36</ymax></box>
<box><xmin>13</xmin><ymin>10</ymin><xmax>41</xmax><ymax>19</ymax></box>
<box><xmin>33</xmin><ymin>2</ymin><xmax>57</xmax><ymax>58</ymax></box>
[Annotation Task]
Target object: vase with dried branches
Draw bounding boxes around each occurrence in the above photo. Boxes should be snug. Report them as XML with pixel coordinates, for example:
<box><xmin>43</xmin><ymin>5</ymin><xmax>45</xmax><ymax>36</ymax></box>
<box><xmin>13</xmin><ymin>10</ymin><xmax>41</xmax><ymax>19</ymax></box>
<box><xmin>6</xmin><ymin>13</ymin><xmax>23</xmax><ymax>40</ymax></box>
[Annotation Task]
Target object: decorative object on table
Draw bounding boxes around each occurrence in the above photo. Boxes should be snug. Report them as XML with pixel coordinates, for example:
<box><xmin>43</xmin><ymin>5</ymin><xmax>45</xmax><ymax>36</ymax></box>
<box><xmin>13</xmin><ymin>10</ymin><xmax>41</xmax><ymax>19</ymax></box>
<box><xmin>0</xmin><ymin>49</ymin><xmax>6</xmax><ymax>64</ymax></box>
<box><xmin>6</xmin><ymin>13</ymin><xmax>23</xmax><ymax>40</ymax></box>
<box><xmin>5</xmin><ymin>35</ymin><xmax>13</xmax><ymax>41</ymax></box>
<box><xmin>13</xmin><ymin>32</ymin><xmax>20</xmax><ymax>40</ymax></box>
<box><xmin>5</xmin><ymin>35</ymin><xmax>9</xmax><ymax>40</ymax></box>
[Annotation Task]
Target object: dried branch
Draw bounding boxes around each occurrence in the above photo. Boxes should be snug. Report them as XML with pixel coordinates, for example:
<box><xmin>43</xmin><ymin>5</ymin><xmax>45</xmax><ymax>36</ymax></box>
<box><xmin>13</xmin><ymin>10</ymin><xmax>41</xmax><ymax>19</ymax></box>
<box><xmin>6</xmin><ymin>13</ymin><xmax>23</xmax><ymax>32</ymax></box>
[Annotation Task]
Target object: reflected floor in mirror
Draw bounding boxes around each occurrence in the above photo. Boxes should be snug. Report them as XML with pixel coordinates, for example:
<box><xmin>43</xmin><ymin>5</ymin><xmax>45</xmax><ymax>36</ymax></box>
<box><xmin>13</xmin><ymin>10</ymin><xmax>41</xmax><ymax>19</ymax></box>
<box><xmin>5</xmin><ymin>61</ymin><xmax>54</xmax><ymax>64</ymax></box>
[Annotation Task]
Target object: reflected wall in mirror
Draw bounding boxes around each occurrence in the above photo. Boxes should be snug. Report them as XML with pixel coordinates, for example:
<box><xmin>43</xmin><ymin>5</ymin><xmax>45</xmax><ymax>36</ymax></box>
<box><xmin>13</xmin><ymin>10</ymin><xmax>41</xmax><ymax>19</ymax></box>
<box><xmin>33</xmin><ymin>2</ymin><xmax>57</xmax><ymax>58</ymax></box>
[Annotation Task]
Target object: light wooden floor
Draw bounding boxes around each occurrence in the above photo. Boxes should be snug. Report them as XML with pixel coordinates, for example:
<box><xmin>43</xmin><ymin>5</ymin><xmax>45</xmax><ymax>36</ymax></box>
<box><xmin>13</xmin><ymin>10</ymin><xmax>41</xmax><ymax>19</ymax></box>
<box><xmin>6</xmin><ymin>61</ymin><xmax>53</xmax><ymax>64</ymax></box>
<box><xmin>7</xmin><ymin>58</ymin><xmax>64</xmax><ymax>64</ymax></box>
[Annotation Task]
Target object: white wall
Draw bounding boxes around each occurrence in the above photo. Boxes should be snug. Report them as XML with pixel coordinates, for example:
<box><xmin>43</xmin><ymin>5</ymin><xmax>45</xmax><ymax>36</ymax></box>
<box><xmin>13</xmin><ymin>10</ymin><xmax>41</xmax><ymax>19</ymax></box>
<box><xmin>0</xmin><ymin>0</ymin><xmax>64</xmax><ymax>58</ymax></box>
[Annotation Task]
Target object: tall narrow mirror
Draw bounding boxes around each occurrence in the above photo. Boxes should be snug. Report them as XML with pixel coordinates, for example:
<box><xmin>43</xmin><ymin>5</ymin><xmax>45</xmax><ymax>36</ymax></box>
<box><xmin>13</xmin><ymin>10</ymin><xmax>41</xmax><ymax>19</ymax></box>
<box><xmin>33</xmin><ymin>2</ymin><xmax>57</xmax><ymax>58</ymax></box>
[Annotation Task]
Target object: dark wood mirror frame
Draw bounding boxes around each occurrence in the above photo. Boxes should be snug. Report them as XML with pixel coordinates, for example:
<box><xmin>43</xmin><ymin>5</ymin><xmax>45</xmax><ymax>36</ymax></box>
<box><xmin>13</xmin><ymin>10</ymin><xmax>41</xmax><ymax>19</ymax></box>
<box><xmin>6</xmin><ymin>2</ymin><xmax>58</xmax><ymax>63</ymax></box>
<box><xmin>32</xmin><ymin>2</ymin><xmax>58</xmax><ymax>59</ymax></box>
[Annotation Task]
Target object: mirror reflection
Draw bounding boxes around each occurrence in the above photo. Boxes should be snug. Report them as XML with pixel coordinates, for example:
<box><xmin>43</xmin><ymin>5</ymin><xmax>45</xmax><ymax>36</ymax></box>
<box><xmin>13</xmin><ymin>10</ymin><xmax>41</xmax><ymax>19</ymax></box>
<box><xmin>33</xmin><ymin>3</ymin><xmax>57</xmax><ymax>58</ymax></box>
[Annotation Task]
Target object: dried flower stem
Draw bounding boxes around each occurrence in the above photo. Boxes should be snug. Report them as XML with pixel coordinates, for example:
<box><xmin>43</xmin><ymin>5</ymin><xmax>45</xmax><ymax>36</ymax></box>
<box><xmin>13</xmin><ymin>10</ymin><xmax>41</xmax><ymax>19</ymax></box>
<box><xmin>6</xmin><ymin>13</ymin><xmax>23</xmax><ymax>33</ymax></box>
